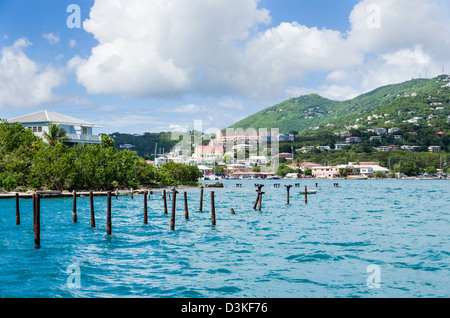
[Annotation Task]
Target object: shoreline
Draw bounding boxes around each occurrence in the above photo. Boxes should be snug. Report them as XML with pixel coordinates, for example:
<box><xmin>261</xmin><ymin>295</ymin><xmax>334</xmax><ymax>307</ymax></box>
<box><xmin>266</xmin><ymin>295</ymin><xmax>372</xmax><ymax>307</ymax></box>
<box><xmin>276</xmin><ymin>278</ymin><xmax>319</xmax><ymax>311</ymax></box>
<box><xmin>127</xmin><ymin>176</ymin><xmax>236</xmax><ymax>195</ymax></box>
<box><xmin>0</xmin><ymin>177</ymin><xmax>448</xmax><ymax>199</ymax></box>
<box><xmin>0</xmin><ymin>186</ymin><xmax>201</xmax><ymax>199</ymax></box>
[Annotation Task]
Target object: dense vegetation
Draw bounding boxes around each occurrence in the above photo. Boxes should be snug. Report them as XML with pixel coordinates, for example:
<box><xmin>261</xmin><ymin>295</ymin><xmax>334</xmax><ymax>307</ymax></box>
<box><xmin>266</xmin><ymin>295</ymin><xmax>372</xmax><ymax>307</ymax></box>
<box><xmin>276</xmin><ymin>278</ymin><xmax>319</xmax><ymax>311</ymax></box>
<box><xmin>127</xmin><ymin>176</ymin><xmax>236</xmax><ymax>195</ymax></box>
<box><xmin>0</xmin><ymin>121</ymin><xmax>202</xmax><ymax>192</ymax></box>
<box><xmin>109</xmin><ymin>132</ymin><xmax>179</xmax><ymax>159</ymax></box>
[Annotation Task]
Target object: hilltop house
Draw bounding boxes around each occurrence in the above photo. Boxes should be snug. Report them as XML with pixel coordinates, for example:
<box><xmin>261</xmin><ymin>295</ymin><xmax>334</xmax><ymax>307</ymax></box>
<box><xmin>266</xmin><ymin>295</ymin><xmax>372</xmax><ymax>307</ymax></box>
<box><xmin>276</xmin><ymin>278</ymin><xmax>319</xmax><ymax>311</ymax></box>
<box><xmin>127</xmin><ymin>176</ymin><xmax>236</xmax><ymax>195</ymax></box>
<box><xmin>7</xmin><ymin>110</ymin><xmax>102</xmax><ymax>144</ymax></box>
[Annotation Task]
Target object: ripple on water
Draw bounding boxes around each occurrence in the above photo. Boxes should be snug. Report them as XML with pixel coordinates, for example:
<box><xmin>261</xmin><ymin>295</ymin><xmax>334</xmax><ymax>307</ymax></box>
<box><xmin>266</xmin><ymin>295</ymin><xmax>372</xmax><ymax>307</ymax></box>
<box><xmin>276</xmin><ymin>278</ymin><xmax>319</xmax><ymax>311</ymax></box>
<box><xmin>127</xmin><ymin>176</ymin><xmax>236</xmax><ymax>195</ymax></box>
<box><xmin>0</xmin><ymin>179</ymin><xmax>449</xmax><ymax>298</ymax></box>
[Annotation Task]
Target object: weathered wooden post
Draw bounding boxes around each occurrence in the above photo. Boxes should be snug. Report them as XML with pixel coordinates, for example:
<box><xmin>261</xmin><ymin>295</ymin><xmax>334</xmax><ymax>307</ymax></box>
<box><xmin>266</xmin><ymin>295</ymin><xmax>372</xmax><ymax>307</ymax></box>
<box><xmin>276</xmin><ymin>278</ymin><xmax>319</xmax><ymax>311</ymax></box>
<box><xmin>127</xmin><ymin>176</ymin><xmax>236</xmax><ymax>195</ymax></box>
<box><xmin>199</xmin><ymin>187</ymin><xmax>204</xmax><ymax>212</ymax></box>
<box><xmin>170</xmin><ymin>189</ymin><xmax>177</xmax><ymax>231</ymax></box>
<box><xmin>163</xmin><ymin>190</ymin><xmax>168</xmax><ymax>215</ymax></box>
<box><xmin>258</xmin><ymin>191</ymin><xmax>265</xmax><ymax>211</ymax></box>
<box><xmin>184</xmin><ymin>190</ymin><xmax>189</xmax><ymax>220</ymax></box>
<box><xmin>90</xmin><ymin>190</ymin><xmax>95</xmax><ymax>228</ymax></box>
<box><xmin>253</xmin><ymin>184</ymin><xmax>264</xmax><ymax>210</ymax></box>
<box><xmin>72</xmin><ymin>190</ymin><xmax>77</xmax><ymax>223</ymax></box>
<box><xmin>15</xmin><ymin>192</ymin><xmax>20</xmax><ymax>225</ymax></box>
<box><xmin>305</xmin><ymin>186</ymin><xmax>308</xmax><ymax>204</ymax></box>
<box><xmin>115</xmin><ymin>189</ymin><xmax>118</xmax><ymax>199</ymax></box>
<box><xmin>253</xmin><ymin>191</ymin><xmax>260</xmax><ymax>210</ymax></box>
<box><xmin>107</xmin><ymin>191</ymin><xmax>112</xmax><ymax>235</ymax></box>
<box><xmin>315</xmin><ymin>183</ymin><xmax>318</xmax><ymax>188</ymax></box>
<box><xmin>285</xmin><ymin>185</ymin><xmax>292</xmax><ymax>204</ymax></box>
<box><xmin>33</xmin><ymin>192</ymin><xmax>36</xmax><ymax>232</ymax></box>
<box><xmin>131</xmin><ymin>188</ymin><xmax>134</xmax><ymax>200</ymax></box>
<box><xmin>231</xmin><ymin>208</ymin><xmax>235</xmax><ymax>215</ymax></box>
<box><xmin>211</xmin><ymin>191</ymin><xmax>216</xmax><ymax>226</ymax></box>
<box><xmin>34</xmin><ymin>193</ymin><xmax>40</xmax><ymax>249</ymax></box>
<box><xmin>144</xmin><ymin>190</ymin><xmax>148</xmax><ymax>225</ymax></box>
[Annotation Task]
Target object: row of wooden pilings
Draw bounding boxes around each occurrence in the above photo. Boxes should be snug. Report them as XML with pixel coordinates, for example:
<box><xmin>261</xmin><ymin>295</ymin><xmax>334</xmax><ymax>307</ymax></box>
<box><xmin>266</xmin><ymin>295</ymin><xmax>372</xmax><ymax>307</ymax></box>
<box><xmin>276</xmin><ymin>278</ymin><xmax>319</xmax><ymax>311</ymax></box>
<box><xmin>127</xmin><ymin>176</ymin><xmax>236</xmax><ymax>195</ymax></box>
<box><xmin>13</xmin><ymin>183</ymin><xmax>319</xmax><ymax>249</ymax></box>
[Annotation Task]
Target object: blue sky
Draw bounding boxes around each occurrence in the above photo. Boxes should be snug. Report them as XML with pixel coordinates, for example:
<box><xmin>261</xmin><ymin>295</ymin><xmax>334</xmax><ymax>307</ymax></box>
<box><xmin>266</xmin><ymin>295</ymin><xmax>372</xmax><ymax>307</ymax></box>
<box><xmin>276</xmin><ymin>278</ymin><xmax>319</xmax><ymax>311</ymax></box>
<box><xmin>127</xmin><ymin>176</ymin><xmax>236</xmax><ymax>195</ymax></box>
<box><xmin>1</xmin><ymin>0</ymin><xmax>449</xmax><ymax>134</ymax></box>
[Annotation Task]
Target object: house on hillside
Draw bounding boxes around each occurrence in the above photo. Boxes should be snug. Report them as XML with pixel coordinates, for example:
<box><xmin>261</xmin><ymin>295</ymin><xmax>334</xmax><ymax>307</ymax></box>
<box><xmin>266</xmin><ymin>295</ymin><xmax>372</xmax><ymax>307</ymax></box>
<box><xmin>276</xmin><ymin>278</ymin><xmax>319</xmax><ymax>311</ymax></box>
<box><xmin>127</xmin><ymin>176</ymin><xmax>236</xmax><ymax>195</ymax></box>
<box><xmin>7</xmin><ymin>110</ymin><xmax>103</xmax><ymax>144</ymax></box>
<box><xmin>346</xmin><ymin>136</ymin><xmax>361</xmax><ymax>144</ymax></box>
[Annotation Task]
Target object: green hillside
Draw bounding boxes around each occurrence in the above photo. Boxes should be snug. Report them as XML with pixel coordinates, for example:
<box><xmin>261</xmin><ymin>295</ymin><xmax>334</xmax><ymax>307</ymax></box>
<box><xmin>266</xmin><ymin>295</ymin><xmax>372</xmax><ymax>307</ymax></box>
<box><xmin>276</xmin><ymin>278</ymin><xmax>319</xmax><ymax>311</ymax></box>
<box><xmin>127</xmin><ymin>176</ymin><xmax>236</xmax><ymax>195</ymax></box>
<box><xmin>230</xmin><ymin>75</ymin><xmax>450</xmax><ymax>133</ymax></box>
<box><xmin>110</xmin><ymin>132</ymin><xmax>178</xmax><ymax>159</ymax></box>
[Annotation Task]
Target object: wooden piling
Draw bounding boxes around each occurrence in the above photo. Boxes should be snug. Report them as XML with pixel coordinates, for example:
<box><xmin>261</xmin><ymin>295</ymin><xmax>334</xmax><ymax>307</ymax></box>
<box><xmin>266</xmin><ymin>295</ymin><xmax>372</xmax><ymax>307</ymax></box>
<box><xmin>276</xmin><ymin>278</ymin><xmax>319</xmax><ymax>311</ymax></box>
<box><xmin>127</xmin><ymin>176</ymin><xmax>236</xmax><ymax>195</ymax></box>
<box><xmin>15</xmin><ymin>192</ymin><xmax>20</xmax><ymax>225</ymax></box>
<box><xmin>199</xmin><ymin>187</ymin><xmax>203</xmax><ymax>212</ymax></box>
<box><xmin>131</xmin><ymin>188</ymin><xmax>134</xmax><ymax>200</ymax></box>
<box><xmin>107</xmin><ymin>191</ymin><xmax>112</xmax><ymax>235</ymax></box>
<box><xmin>285</xmin><ymin>185</ymin><xmax>292</xmax><ymax>204</ymax></box>
<box><xmin>211</xmin><ymin>191</ymin><xmax>216</xmax><ymax>226</ymax></box>
<box><xmin>305</xmin><ymin>186</ymin><xmax>308</xmax><ymax>204</ymax></box>
<box><xmin>163</xmin><ymin>190</ymin><xmax>168</xmax><ymax>214</ymax></box>
<box><xmin>90</xmin><ymin>190</ymin><xmax>95</xmax><ymax>228</ymax></box>
<box><xmin>231</xmin><ymin>208</ymin><xmax>235</xmax><ymax>215</ymax></box>
<box><xmin>34</xmin><ymin>193</ymin><xmax>40</xmax><ymax>249</ymax></box>
<box><xmin>33</xmin><ymin>192</ymin><xmax>36</xmax><ymax>232</ymax></box>
<box><xmin>72</xmin><ymin>191</ymin><xmax>77</xmax><ymax>223</ymax></box>
<box><xmin>253</xmin><ymin>192</ymin><xmax>260</xmax><ymax>210</ymax></box>
<box><xmin>254</xmin><ymin>185</ymin><xmax>264</xmax><ymax>210</ymax></box>
<box><xmin>170</xmin><ymin>190</ymin><xmax>177</xmax><ymax>231</ymax></box>
<box><xmin>144</xmin><ymin>190</ymin><xmax>148</xmax><ymax>225</ymax></box>
<box><xmin>258</xmin><ymin>192</ymin><xmax>265</xmax><ymax>211</ymax></box>
<box><xmin>184</xmin><ymin>190</ymin><xmax>189</xmax><ymax>220</ymax></box>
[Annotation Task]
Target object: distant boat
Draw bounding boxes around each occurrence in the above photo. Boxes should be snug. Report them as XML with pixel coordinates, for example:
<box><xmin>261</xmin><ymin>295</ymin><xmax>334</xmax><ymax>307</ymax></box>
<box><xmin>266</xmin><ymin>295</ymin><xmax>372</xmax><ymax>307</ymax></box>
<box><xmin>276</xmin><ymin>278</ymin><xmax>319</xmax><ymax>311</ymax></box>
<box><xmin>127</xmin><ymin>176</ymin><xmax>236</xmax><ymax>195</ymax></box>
<box><xmin>347</xmin><ymin>175</ymin><xmax>368</xmax><ymax>180</ymax></box>
<box><xmin>298</xmin><ymin>190</ymin><xmax>317</xmax><ymax>194</ymax></box>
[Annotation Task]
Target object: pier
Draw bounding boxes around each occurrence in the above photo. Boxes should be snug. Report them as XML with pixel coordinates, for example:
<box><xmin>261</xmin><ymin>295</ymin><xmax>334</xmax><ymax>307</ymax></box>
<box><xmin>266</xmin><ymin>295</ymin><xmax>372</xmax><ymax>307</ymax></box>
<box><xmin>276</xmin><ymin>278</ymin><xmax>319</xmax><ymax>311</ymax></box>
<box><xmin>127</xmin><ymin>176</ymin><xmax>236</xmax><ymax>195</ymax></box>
<box><xmin>5</xmin><ymin>181</ymin><xmax>325</xmax><ymax>249</ymax></box>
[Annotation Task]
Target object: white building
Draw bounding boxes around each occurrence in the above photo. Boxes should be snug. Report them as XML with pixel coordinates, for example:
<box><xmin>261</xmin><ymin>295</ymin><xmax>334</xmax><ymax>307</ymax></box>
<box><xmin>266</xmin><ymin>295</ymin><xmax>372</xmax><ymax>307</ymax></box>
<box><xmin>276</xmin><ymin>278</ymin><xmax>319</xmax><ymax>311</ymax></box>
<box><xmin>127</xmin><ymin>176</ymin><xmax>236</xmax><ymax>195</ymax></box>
<box><xmin>7</xmin><ymin>110</ymin><xmax>103</xmax><ymax>144</ymax></box>
<box><xmin>373</xmin><ymin>128</ymin><xmax>387</xmax><ymax>135</ymax></box>
<box><xmin>337</xmin><ymin>162</ymin><xmax>390</xmax><ymax>175</ymax></box>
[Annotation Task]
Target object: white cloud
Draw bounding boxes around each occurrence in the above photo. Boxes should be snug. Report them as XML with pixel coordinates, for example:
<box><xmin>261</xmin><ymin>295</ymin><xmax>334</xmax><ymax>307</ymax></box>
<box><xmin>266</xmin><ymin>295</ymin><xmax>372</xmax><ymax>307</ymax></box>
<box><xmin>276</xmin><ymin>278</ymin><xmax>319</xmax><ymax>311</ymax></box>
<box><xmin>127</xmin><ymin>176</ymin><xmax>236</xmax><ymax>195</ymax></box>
<box><xmin>172</xmin><ymin>104</ymin><xmax>210</xmax><ymax>114</ymax></box>
<box><xmin>68</xmin><ymin>39</ymin><xmax>77</xmax><ymax>48</ymax></box>
<box><xmin>348</xmin><ymin>0</ymin><xmax>450</xmax><ymax>54</ymax></box>
<box><xmin>217</xmin><ymin>99</ymin><xmax>245</xmax><ymax>111</ymax></box>
<box><xmin>0</xmin><ymin>39</ymin><xmax>64</xmax><ymax>108</ymax></box>
<box><xmin>72</xmin><ymin>0</ymin><xmax>271</xmax><ymax>98</ymax></box>
<box><xmin>70</xmin><ymin>0</ymin><xmax>450</xmax><ymax>106</ymax></box>
<box><xmin>43</xmin><ymin>33</ymin><xmax>60</xmax><ymax>44</ymax></box>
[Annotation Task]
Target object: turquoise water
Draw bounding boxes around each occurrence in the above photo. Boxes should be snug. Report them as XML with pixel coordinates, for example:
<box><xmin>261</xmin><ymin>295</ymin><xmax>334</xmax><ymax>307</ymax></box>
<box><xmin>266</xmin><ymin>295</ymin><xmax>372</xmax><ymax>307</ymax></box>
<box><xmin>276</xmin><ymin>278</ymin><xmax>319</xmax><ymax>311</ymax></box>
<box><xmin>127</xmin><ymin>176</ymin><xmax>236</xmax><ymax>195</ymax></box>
<box><xmin>0</xmin><ymin>180</ymin><xmax>449</xmax><ymax>298</ymax></box>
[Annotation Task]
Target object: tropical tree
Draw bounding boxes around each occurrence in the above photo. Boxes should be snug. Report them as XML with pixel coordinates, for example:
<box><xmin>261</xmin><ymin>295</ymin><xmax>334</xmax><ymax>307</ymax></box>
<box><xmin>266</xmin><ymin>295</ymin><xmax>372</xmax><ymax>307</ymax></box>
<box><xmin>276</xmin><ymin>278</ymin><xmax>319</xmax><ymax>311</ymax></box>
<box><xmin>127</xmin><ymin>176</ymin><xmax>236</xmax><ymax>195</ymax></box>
<box><xmin>43</xmin><ymin>123</ymin><xmax>69</xmax><ymax>146</ymax></box>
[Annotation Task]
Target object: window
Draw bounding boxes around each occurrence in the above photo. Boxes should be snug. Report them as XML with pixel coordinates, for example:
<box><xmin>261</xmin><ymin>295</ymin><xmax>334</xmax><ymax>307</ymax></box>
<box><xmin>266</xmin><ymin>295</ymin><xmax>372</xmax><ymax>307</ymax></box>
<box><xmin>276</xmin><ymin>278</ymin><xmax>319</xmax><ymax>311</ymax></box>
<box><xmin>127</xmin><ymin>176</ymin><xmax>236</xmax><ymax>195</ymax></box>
<box><xmin>28</xmin><ymin>126</ymin><xmax>43</xmax><ymax>133</ymax></box>
<box><xmin>82</xmin><ymin>127</ymin><xmax>88</xmax><ymax>135</ymax></box>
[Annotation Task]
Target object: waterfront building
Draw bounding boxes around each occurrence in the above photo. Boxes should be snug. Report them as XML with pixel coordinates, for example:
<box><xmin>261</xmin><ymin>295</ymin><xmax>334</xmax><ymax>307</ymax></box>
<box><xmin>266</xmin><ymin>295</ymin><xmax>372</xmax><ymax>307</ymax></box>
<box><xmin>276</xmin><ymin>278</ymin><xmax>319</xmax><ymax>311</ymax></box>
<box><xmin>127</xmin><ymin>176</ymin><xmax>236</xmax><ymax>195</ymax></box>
<box><xmin>7</xmin><ymin>110</ymin><xmax>103</xmax><ymax>144</ymax></box>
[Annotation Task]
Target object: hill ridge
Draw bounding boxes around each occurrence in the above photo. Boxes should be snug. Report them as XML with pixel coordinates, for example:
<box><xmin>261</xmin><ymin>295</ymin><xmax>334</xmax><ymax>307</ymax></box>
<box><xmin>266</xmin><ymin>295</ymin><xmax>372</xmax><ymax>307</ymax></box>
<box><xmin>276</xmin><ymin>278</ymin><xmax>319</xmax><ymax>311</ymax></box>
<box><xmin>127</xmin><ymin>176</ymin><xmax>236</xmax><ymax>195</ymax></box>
<box><xmin>230</xmin><ymin>75</ymin><xmax>450</xmax><ymax>133</ymax></box>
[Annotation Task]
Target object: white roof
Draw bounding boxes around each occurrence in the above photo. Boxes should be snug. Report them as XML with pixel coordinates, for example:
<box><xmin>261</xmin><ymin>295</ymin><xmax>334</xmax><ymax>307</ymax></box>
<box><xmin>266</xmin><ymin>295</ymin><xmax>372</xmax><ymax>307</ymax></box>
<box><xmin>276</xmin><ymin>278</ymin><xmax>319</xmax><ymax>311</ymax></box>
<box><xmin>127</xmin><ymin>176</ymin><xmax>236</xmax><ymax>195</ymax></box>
<box><xmin>8</xmin><ymin>110</ymin><xmax>97</xmax><ymax>127</ymax></box>
<box><xmin>197</xmin><ymin>165</ymin><xmax>212</xmax><ymax>170</ymax></box>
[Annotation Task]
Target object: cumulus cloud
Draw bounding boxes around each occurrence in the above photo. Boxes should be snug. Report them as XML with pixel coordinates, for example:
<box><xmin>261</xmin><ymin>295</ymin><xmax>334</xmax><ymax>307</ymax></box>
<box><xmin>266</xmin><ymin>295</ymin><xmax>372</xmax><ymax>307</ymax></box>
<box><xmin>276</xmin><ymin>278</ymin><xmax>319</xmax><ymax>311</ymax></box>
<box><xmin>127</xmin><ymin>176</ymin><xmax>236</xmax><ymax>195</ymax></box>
<box><xmin>0</xmin><ymin>38</ymin><xmax>64</xmax><ymax>108</ymax></box>
<box><xmin>288</xmin><ymin>0</ymin><xmax>450</xmax><ymax>100</ymax></box>
<box><xmin>70</xmin><ymin>0</ymin><xmax>450</xmax><ymax>103</ymax></box>
<box><xmin>72</xmin><ymin>0</ymin><xmax>271</xmax><ymax>98</ymax></box>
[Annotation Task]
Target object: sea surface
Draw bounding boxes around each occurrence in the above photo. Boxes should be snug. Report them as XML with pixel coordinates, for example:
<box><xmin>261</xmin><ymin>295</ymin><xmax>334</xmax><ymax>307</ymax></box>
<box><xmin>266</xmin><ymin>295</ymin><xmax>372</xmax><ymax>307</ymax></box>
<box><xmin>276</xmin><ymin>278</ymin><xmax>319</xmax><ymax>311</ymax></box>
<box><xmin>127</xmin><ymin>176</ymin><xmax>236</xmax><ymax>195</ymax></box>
<box><xmin>0</xmin><ymin>179</ymin><xmax>449</xmax><ymax>298</ymax></box>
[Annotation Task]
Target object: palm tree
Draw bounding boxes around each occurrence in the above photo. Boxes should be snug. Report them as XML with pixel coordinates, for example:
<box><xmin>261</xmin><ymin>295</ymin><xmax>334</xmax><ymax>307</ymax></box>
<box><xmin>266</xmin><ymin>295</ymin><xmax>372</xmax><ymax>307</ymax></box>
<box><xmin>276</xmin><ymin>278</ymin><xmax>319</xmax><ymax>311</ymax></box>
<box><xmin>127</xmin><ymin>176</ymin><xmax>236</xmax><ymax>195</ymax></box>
<box><xmin>43</xmin><ymin>123</ymin><xmax>69</xmax><ymax>146</ymax></box>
